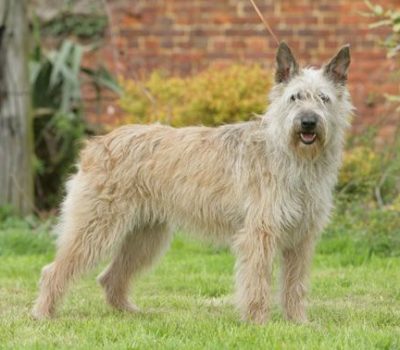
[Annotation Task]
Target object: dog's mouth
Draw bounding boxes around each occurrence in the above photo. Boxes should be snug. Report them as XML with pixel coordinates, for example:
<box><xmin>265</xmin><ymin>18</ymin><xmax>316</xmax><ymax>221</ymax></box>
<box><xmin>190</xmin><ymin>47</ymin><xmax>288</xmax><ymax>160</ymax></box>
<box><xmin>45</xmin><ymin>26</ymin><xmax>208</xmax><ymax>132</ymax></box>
<box><xmin>299</xmin><ymin>132</ymin><xmax>317</xmax><ymax>145</ymax></box>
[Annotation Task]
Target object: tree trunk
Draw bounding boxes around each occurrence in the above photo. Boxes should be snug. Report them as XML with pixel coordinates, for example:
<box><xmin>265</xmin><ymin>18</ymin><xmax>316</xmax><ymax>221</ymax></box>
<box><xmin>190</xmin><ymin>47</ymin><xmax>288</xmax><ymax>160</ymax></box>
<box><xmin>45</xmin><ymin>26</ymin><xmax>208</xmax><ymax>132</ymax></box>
<box><xmin>0</xmin><ymin>0</ymin><xmax>33</xmax><ymax>216</ymax></box>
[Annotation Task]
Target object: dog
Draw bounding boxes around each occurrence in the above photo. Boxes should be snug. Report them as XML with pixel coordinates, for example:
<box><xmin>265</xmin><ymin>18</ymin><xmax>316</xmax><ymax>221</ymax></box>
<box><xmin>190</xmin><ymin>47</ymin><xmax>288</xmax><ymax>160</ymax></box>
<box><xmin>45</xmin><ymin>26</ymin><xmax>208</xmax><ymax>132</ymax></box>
<box><xmin>32</xmin><ymin>42</ymin><xmax>353</xmax><ymax>324</ymax></box>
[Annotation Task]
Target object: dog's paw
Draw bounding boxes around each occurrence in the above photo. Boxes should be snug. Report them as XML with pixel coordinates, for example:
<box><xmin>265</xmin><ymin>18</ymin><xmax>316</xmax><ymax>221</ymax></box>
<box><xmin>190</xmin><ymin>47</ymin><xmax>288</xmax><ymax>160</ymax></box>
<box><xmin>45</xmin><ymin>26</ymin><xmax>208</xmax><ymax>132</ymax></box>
<box><xmin>31</xmin><ymin>307</ymin><xmax>53</xmax><ymax>320</ymax></box>
<box><xmin>120</xmin><ymin>301</ymin><xmax>140</xmax><ymax>313</ymax></box>
<box><xmin>109</xmin><ymin>299</ymin><xmax>140</xmax><ymax>314</ymax></box>
<box><xmin>285</xmin><ymin>312</ymin><xmax>308</xmax><ymax>324</ymax></box>
<box><xmin>242</xmin><ymin>307</ymin><xmax>269</xmax><ymax>325</ymax></box>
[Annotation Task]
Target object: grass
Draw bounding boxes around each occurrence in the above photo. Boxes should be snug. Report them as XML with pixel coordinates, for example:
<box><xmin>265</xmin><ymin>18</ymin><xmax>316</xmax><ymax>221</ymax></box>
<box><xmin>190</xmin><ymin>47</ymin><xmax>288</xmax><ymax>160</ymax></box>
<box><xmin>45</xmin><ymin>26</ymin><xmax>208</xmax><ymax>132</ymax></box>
<box><xmin>0</xmin><ymin>219</ymin><xmax>399</xmax><ymax>350</ymax></box>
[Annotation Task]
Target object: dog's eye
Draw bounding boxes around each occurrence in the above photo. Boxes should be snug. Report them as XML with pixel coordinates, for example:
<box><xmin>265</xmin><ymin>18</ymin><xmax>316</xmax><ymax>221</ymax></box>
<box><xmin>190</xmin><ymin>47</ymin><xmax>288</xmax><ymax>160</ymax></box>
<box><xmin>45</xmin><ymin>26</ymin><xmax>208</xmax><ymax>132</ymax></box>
<box><xmin>290</xmin><ymin>93</ymin><xmax>303</xmax><ymax>102</ymax></box>
<box><xmin>291</xmin><ymin>93</ymin><xmax>300</xmax><ymax>102</ymax></box>
<box><xmin>320</xmin><ymin>94</ymin><xmax>330</xmax><ymax>103</ymax></box>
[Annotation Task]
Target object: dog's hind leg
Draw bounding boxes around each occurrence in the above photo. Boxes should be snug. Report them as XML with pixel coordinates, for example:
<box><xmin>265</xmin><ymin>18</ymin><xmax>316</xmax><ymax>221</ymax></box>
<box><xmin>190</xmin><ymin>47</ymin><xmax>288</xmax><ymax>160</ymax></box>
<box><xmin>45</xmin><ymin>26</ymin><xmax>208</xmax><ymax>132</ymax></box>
<box><xmin>32</xmin><ymin>175</ymin><xmax>130</xmax><ymax>320</ymax></box>
<box><xmin>97</xmin><ymin>223</ymin><xmax>173</xmax><ymax>313</ymax></box>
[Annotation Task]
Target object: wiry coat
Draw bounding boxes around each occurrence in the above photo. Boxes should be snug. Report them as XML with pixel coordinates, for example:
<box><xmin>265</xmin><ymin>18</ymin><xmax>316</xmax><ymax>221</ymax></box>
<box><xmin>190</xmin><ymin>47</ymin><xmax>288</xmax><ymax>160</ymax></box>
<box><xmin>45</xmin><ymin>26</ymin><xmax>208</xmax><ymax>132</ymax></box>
<box><xmin>32</xmin><ymin>43</ymin><xmax>353</xmax><ymax>324</ymax></box>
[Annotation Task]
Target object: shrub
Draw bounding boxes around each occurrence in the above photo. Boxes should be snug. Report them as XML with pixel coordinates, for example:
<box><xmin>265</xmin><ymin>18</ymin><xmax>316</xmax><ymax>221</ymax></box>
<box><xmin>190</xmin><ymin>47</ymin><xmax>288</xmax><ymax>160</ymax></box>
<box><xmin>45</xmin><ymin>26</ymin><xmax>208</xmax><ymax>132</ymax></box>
<box><xmin>31</xmin><ymin>40</ymin><xmax>85</xmax><ymax>210</ymax></box>
<box><xmin>365</xmin><ymin>1</ymin><xmax>400</xmax><ymax>109</ymax></box>
<box><xmin>365</xmin><ymin>1</ymin><xmax>400</xmax><ymax>58</ymax></box>
<box><xmin>338</xmin><ymin>146</ymin><xmax>381</xmax><ymax>199</ymax></box>
<box><xmin>324</xmin><ymin>203</ymin><xmax>400</xmax><ymax>259</ymax></box>
<box><xmin>118</xmin><ymin>65</ymin><xmax>272</xmax><ymax>127</ymax></box>
<box><xmin>338</xmin><ymin>144</ymin><xmax>400</xmax><ymax>207</ymax></box>
<box><xmin>31</xmin><ymin>37</ymin><xmax>120</xmax><ymax>210</ymax></box>
<box><xmin>325</xmin><ymin>3</ymin><xmax>400</xmax><ymax>258</ymax></box>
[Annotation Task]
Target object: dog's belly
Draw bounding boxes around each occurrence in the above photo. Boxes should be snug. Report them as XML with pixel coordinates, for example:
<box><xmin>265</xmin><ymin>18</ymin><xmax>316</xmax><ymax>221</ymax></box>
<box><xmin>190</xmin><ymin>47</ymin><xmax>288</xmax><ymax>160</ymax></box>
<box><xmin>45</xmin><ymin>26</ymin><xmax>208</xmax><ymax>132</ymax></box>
<box><xmin>151</xmin><ymin>192</ymin><xmax>245</xmax><ymax>245</ymax></box>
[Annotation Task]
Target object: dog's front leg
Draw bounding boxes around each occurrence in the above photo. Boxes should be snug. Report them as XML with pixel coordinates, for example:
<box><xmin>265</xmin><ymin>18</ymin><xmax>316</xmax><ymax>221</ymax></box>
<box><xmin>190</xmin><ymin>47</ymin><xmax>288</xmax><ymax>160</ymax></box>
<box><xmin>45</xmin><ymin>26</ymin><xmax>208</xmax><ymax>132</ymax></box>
<box><xmin>233</xmin><ymin>227</ymin><xmax>276</xmax><ymax>324</ymax></box>
<box><xmin>280</xmin><ymin>234</ymin><xmax>316</xmax><ymax>323</ymax></box>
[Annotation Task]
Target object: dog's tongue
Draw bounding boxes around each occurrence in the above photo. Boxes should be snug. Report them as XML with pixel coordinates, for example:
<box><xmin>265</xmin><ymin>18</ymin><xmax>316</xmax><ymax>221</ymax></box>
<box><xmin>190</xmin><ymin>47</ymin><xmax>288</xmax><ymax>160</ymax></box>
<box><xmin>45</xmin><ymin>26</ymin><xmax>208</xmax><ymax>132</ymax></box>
<box><xmin>301</xmin><ymin>133</ymin><xmax>316</xmax><ymax>142</ymax></box>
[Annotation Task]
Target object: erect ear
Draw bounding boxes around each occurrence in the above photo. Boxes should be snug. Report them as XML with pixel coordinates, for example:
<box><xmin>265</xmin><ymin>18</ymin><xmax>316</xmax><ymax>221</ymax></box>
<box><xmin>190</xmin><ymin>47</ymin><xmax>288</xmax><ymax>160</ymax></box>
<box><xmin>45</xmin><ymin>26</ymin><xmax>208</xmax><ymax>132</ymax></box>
<box><xmin>275</xmin><ymin>42</ymin><xmax>299</xmax><ymax>84</ymax></box>
<box><xmin>324</xmin><ymin>45</ymin><xmax>351</xmax><ymax>85</ymax></box>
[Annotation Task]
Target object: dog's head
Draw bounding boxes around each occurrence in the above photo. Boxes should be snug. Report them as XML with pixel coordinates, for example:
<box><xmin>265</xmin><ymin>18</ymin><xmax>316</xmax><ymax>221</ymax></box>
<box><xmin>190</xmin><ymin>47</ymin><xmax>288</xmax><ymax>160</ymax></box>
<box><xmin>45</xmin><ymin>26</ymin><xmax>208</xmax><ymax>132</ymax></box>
<box><xmin>267</xmin><ymin>42</ymin><xmax>353</xmax><ymax>158</ymax></box>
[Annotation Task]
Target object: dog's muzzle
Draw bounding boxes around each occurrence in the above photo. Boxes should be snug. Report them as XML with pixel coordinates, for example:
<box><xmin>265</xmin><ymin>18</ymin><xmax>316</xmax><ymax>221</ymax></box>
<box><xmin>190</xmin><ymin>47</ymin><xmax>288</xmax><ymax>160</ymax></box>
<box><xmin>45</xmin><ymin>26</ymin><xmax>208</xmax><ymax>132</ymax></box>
<box><xmin>299</xmin><ymin>112</ymin><xmax>319</xmax><ymax>145</ymax></box>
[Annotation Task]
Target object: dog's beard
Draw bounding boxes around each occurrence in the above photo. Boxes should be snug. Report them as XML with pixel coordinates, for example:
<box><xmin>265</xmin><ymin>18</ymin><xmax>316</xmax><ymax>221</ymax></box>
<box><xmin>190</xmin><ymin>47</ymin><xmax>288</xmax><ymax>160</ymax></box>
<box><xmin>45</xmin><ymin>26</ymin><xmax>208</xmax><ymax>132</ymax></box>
<box><xmin>289</xmin><ymin>127</ymin><xmax>326</xmax><ymax>160</ymax></box>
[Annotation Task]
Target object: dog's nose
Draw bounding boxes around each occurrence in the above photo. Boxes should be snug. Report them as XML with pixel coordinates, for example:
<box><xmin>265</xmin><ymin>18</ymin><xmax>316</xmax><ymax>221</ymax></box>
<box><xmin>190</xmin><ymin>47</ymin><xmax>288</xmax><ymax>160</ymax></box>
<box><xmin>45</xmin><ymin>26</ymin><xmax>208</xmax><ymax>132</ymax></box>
<box><xmin>301</xmin><ymin>115</ymin><xmax>317</xmax><ymax>130</ymax></box>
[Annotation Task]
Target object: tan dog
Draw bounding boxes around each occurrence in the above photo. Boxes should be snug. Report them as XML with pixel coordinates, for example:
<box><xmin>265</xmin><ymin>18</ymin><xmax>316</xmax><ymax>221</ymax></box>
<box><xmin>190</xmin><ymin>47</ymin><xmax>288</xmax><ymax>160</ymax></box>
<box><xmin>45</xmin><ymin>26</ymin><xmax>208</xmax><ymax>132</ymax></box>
<box><xmin>33</xmin><ymin>42</ymin><xmax>353</xmax><ymax>324</ymax></box>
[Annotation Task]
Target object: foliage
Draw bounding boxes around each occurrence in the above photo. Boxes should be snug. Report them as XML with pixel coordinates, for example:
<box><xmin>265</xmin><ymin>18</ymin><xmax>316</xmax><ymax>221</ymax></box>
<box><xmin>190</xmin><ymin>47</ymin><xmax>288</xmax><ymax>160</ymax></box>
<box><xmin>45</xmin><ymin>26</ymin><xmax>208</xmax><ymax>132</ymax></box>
<box><xmin>365</xmin><ymin>1</ymin><xmax>400</xmax><ymax>107</ymax></box>
<box><xmin>325</xmin><ymin>204</ymin><xmax>400</xmax><ymax>259</ymax></box>
<box><xmin>41</xmin><ymin>14</ymin><xmax>107</xmax><ymax>39</ymax></box>
<box><xmin>0</xmin><ymin>205</ymin><xmax>15</xmax><ymax>223</ymax></box>
<box><xmin>30</xmin><ymin>36</ymin><xmax>120</xmax><ymax>210</ymax></box>
<box><xmin>338</xmin><ymin>137</ymin><xmax>400</xmax><ymax>204</ymax></box>
<box><xmin>365</xmin><ymin>0</ymin><xmax>400</xmax><ymax>58</ymax></box>
<box><xmin>339</xmin><ymin>2</ymin><xmax>400</xmax><ymax>213</ymax></box>
<box><xmin>337</xmin><ymin>2</ymin><xmax>400</xmax><ymax>214</ymax></box>
<box><xmin>338</xmin><ymin>146</ymin><xmax>380</xmax><ymax>198</ymax></box>
<box><xmin>335</xmin><ymin>130</ymin><xmax>400</xmax><ymax>257</ymax></box>
<box><xmin>31</xmin><ymin>0</ymin><xmax>108</xmax><ymax>40</ymax></box>
<box><xmin>119</xmin><ymin>65</ymin><xmax>272</xmax><ymax>127</ymax></box>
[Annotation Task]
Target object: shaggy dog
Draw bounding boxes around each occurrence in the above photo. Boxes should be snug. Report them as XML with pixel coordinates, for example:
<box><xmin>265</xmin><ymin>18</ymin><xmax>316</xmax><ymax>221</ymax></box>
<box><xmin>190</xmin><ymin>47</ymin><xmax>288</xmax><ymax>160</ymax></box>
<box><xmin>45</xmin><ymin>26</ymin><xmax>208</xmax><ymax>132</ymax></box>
<box><xmin>32</xmin><ymin>42</ymin><xmax>352</xmax><ymax>324</ymax></box>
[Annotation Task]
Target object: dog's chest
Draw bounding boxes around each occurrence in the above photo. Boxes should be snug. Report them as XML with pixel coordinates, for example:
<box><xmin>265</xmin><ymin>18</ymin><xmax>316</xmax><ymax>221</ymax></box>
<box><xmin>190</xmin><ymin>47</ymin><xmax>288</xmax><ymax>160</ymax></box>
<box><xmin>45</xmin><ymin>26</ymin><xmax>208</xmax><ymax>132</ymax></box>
<box><xmin>267</xmin><ymin>168</ymin><xmax>333</xmax><ymax>242</ymax></box>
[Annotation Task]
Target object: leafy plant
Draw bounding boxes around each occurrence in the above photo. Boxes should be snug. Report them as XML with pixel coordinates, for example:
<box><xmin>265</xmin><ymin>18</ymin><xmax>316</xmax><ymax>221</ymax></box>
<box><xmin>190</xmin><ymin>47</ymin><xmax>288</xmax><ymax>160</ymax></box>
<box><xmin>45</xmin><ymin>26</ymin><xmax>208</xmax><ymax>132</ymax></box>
<box><xmin>364</xmin><ymin>1</ymin><xmax>400</xmax><ymax>107</ymax></box>
<box><xmin>365</xmin><ymin>1</ymin><xmax>400</xmax><ymax>58</ymax></box>
<box><xmin>338</xmin><ymin>146</ymin><xmax>380</xmax><ymax>198</ymax></box>
<box><xmin>41</xmin><ymin>14</ymin><xmax>107</xmax><ymax>39</ymax></box>
<box><xmin>337</xmin><ymin>134</ymin><xmax>400</xmax><ymax>208</ymax></box>
<box><xmin>119</xmin><ymin>65</ymin><xmax>272</xmax><ymax>127</ymax></box>
<box><xmin>341</xmin><ymin>2</ymin><xmax>400</xmax><ymax>208</ymax></box>
<box><xmin>31</xmin><ymin>36</ymin><xmax>120</xmax><ymax>210</ymax></box>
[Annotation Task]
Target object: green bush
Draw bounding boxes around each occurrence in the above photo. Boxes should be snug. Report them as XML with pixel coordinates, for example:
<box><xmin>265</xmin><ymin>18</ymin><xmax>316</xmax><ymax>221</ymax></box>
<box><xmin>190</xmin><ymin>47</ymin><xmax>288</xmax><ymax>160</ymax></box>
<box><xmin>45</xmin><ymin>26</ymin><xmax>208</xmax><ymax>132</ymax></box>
<box><xmin>328</xmin><ymin>130</ymin><xmax>400</xmax><ymax>258</ymax></box>
<box><xmin>31</xmin><ymin>40</ymin><xmax>86</xmax><ymax>210</ymax></box>
<box><xmin>31</xmin><ymin>36</ymin><xmax>120</xmax><ymax>209</ymax></box>
<box><xmin>324</xmin><ymin>203</ymin><xmax>400</xmax><ymax>259</ymax></box>
<box><xmin>365</xmin><ymin>1</ymin><xmax>400</xmax><ymax>58</ymax></box>
<box><xmin>337</xmin><ymin>129</ymin><xmax>400</xmax><ymax>207</ymax></box>
<box><xmin>338</xmin><ymin>146</ymin><xmax>381</xmax><ymax>199</ymax></box>
<box><xmin>118</xmin><ymin>65</ymin><xmax>272</xmax><ymax>127</ymax></box>
<box><xmin>365</xmin><ymin>1</ymin><xmax>400</xmax><ymax>109</ymax></box>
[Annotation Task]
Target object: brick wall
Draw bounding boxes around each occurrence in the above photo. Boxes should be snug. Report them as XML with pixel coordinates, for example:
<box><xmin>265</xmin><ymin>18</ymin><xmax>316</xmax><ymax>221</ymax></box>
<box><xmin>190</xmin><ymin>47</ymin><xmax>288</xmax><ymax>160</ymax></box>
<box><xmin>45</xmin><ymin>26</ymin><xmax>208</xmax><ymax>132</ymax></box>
<box><xmin>84</xmin><ymin>0</ymin><xmax>400</xmax><ymax>138</ymax></box>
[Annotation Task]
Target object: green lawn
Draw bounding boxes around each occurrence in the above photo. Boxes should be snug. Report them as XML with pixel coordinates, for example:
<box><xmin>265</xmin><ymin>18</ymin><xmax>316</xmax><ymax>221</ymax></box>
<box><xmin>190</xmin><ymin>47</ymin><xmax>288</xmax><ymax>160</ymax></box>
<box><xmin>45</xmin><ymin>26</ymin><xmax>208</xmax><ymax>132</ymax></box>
<box><xmin>0</xmin><ymin>222</ymin><xmax>399</xmax><ymax>349</ymax></box>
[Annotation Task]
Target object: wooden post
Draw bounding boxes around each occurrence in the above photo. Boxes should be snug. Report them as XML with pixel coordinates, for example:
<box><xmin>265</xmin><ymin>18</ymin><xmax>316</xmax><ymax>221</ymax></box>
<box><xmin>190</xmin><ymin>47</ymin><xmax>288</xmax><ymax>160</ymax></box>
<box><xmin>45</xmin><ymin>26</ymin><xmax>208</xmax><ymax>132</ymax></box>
<box><xmin>0</xmin><ymin>0</ymin><xmax>33</xmax><ymax>216</ymax></box>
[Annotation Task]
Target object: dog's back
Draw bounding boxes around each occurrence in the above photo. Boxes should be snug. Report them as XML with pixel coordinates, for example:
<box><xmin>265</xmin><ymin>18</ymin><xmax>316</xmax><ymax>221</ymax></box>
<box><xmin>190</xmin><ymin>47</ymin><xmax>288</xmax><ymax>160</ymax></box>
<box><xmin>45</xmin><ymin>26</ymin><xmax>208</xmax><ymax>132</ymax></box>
<box><xmin>76</xmin><ymin>122</ymin><xmax>264</xmax><ymax>242</ymax></box>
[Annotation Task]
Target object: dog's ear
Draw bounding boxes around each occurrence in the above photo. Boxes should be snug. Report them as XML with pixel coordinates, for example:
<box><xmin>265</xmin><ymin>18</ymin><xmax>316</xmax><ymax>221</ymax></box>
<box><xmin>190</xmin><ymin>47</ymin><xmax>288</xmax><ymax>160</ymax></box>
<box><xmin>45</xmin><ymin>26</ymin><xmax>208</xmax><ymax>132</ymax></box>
<box><xmin>324</xmin><ymin>45</ymin><xmax>351</xmax><ymax>85</ymax></box>
<box><xmin>275</xmin><ymin>42</ymin><xmax>299</xmax><ymax>84</ymax></box>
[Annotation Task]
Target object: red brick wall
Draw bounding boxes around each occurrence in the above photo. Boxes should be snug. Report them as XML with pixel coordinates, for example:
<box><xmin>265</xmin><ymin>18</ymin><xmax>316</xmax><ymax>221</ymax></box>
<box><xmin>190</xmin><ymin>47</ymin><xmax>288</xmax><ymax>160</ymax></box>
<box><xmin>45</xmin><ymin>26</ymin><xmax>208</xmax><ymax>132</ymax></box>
<box><xmin>84</xmin><ymin>0</ymin><xmax>400</xmax><ymax>137</ymax></box>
